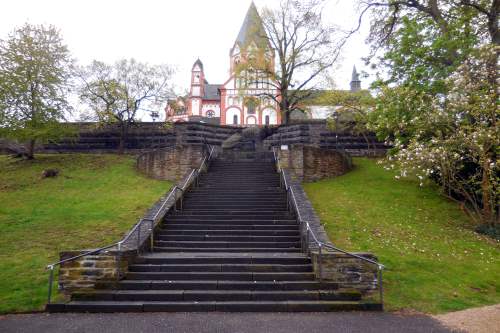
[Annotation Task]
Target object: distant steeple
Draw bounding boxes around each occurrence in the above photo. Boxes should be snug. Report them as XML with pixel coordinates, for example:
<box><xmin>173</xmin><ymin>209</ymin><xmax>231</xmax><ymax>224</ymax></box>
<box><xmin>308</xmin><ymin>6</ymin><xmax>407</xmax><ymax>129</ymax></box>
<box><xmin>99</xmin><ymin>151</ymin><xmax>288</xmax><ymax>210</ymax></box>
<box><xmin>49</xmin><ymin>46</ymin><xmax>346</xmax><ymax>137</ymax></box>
<box><xmin>192</xmin><ymin>58</ymin><xmax>204</xmax><ymax>71</ymax></box>
<box><xmin>350</xmin><ymin>65</ymin><xmax>361</xmax><ymax>92</ymax></box>
<box><xmin>235</xmin><ymin>2</ymin><xmax>268</xmax><ymax>49</ymax></box>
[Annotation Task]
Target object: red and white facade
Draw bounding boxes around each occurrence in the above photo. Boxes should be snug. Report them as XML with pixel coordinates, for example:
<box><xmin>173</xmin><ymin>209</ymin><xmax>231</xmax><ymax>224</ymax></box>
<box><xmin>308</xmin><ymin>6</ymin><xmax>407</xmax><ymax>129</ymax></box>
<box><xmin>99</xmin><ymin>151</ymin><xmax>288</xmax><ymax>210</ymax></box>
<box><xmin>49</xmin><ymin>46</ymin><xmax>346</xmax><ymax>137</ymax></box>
<box><xmin>165</xmin><ymin>3</ymin><xmax>281</xmax><ymax>126</ymax></box>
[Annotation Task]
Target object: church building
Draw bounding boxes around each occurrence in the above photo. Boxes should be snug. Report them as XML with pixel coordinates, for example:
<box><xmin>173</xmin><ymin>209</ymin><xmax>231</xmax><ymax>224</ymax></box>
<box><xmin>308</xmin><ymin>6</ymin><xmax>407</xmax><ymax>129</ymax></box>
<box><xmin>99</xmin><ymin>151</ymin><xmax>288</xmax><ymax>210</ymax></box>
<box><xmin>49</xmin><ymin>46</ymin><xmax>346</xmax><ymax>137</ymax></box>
<box><xmin>165</xmin><ymin>2</ymin><xmax>362</xmax><ymax>126</ymax></box>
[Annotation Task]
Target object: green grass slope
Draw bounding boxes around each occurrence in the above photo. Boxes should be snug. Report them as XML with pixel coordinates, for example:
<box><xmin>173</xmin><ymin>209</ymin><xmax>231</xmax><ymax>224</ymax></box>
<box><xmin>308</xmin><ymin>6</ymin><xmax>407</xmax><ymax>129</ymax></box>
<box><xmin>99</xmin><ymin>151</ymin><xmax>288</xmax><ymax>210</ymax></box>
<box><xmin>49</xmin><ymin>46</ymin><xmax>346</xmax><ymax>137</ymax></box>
<box><xmin>304</xmin><ymin>158</ymin><xmax>500</xmax><ymax>314</ymax></box>
<box><xmin>0</xmin><ymin>154</ymin><xmax>170</xmax><ymax>313</ymax></box>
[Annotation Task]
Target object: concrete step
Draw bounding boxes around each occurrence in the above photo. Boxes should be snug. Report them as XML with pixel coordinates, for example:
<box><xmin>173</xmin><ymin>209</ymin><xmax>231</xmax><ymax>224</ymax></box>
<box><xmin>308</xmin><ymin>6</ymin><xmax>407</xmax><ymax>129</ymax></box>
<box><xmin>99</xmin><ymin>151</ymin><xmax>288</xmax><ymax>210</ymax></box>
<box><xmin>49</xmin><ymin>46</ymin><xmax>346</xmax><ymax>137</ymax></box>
<box><xmin>156</xmin><ymin>235</ymin><xmax>301</xmax><ymax>242</ymax></box>
<box><xmin>48</xmin><ymin>301</ymin><xmax>381</xmax><ymax>313</ymax></box>
<box><xmin>71</xmin><ymin>290</ymin><xmax>360</xmax><ymax>302</ymax></box>
<box><xmin>128</xmin><ymin>263</ymin><xmax>312</xmax><ymax>273</ymax></box>
<box><xmin>157</xmin><ymin>230</ymin><xmax>300</xmax><ymax>236</ymax></box>
<box><xmin>126</xmin><ymin>272</ymin><xmax>315</xmax><ymax>281</ymax></box>
<box><xmin>134</xmin><ymin>254</ymin><xmax>311</xmax><ymax>265</ymax></box>
<box><xmin>153</xmin><ymin>241</ymin><xmax>301</xmax><ymax>248</ymax></box>
<box><xmin>99</xmin><ymin>280</ymin><xmax>339</xmax><ymax>291</ymax></box>
<box><xmin>162</xmin><ymin>224</ymin><xmax>299</xmax><ymax>231</ymax></box>
<box><xmin>153</xmin><ymin>247</ymin><xmax>302</xmax><ymax>253</ymax></box>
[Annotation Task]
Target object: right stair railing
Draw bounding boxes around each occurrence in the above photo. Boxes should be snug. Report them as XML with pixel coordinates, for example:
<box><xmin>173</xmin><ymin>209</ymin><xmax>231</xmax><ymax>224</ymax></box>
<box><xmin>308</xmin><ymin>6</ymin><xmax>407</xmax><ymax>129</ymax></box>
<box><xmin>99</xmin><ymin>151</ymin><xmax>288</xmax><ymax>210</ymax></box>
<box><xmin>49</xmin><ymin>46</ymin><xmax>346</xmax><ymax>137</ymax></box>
<box><xmin>272</xmin><ymin>148</ymin><xmax>385</xmax><ymax>309</ymax></box>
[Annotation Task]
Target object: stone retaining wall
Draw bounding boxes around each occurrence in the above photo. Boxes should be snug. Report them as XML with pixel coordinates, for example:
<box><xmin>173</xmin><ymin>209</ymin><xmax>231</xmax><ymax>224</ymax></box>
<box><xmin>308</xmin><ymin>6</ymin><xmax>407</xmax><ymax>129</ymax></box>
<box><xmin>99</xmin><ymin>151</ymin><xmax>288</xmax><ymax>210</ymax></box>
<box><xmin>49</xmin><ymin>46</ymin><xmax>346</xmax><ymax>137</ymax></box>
<box><xmin>264</xmin><ymin>121</ymin><xmax>388</xmax><ymax>157</ymax></box>
<box><xmin>136</xmin><ymin>145</ymin><xmax>205</xmax><ymax>182</ymax></box>
<box><xmin>277</xmin><ymin>145</ymin><xmax>352</xmax><ymax>182</ymax></box>
<box><xmin>311</xmin><ymin>251</ymin><xmax>379</xmax><ymax>294</ymax></box>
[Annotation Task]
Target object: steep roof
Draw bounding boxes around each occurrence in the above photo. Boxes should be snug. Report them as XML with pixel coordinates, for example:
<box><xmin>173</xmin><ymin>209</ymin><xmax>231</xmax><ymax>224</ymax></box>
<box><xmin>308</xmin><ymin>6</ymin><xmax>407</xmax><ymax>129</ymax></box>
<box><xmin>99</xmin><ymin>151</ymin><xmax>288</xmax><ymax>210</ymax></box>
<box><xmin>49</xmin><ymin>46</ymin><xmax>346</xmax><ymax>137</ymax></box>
<box><xmin>351</xmin><ymin>65</ymin><xmax>360</xmax><ymax>82</ymax></box>
<box><xmin>235</xmin><ymin>2</ymin><xmax>269</xmax><ymax>49</ymax></box>
<box><xmin>192</xmin><ymin>58</ymin><xmax>204</xmax><ymax>71</ymax></box>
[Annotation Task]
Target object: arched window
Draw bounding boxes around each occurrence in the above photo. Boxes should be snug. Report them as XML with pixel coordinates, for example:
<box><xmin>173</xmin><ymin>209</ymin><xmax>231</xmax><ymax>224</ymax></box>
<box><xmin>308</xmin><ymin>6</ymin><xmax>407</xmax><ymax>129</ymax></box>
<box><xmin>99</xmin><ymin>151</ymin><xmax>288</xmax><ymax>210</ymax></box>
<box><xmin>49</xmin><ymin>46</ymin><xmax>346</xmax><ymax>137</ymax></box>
<box><xmin>265</xmin><ymin>115</ymin><xmax>270</xmax><ymax>125</ymax></box>
<box><xmin>206</xmin><ymin>110</ymin><xmax>215</xmax><ymax>118</ymax></box>
<box><xmin>233</xmin><ymin>115</ymin><xmax>238</xmax><ymax>125</ymax></box>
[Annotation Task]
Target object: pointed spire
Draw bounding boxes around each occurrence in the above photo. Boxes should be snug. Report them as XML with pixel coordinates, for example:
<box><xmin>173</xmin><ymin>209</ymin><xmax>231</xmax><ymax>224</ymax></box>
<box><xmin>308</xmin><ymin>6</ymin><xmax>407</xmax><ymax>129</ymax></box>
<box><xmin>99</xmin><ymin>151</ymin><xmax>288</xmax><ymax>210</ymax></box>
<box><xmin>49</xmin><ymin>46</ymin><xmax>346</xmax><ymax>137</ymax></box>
<box><xmin>351</xmin><ymin>65</ymin><xmax>360</xmax><ymax>82</ymax></box>
<box><xmin>350</xmin><ymin>65</ymin><xmax>361</xmax><ymax>92</ymax></box>
<box><xmin>192</xmin><ymin>58</ymin><xmax>204</xmax><ymax>71</ymax></box>
<box><xmin>235</xmin><ymin>2</ymin><xmax>268</xmax><ymax>49</ymax></box>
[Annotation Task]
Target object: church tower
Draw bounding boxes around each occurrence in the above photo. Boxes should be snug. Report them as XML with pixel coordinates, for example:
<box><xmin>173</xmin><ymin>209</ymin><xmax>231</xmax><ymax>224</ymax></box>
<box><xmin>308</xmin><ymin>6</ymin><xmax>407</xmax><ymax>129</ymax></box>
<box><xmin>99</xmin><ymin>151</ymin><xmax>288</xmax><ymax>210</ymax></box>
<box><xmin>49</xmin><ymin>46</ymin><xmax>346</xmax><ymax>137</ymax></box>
<box><xmin>189</xmin><ymin>59</ymin><xmax>205</xmax><ymax>117</ymax></box>
<box><xmin>350</xmin><ymin>65</ymin><xmax>361</xmax><ymax>92</ymax></box>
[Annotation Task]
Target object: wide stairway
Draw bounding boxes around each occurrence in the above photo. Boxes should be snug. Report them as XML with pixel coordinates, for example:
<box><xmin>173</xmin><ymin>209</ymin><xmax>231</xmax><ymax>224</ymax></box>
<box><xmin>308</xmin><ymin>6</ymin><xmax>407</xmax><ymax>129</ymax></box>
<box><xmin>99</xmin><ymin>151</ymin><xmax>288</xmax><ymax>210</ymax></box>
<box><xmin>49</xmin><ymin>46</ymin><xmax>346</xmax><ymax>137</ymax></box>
<box><xmin>64</xmin><ymin>157</ymin><xmax>372</xmax><ymax>312</ymax></box>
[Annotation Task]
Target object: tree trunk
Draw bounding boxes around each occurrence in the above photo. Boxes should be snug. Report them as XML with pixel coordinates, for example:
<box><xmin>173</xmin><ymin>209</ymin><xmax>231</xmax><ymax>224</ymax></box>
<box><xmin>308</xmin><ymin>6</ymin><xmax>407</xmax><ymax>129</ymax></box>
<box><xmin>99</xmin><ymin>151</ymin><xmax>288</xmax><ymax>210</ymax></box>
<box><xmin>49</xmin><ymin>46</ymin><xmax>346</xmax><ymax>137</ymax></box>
<box><xmin>25</xmin><ymin>139</ymin><xmax>36</xmax><ymax>159</ymax></box>
<box><xmin>481</xmin><ymin>157</ymin><xmax>494</xmax><ymax>225</ymax></box>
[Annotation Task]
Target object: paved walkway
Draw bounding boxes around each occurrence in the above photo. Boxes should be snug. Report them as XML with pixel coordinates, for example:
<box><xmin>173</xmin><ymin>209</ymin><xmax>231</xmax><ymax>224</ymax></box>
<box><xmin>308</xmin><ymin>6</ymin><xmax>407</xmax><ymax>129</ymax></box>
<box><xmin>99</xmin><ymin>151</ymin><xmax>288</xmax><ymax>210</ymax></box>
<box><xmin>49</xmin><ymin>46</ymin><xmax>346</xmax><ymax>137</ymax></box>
<box><xmin>434</xmin><ymin>304</ymin><xmax>500</xmax><ymax>333</ymax></box>
<box><xmin>0</xmin><ymin>312</ymin><xmax>455</xmax><ymax>333</ymax></box>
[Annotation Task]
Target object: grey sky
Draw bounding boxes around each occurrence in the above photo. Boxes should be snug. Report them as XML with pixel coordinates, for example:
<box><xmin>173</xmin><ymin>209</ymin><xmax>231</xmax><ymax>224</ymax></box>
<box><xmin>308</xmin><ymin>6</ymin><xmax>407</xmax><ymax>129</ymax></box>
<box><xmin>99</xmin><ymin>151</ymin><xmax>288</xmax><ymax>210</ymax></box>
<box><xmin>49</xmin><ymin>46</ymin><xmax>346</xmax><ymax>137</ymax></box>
<box><xmin>0</xmin><ymin>0</ymin><xmax>372</xmax><ymax>120</ymax></box>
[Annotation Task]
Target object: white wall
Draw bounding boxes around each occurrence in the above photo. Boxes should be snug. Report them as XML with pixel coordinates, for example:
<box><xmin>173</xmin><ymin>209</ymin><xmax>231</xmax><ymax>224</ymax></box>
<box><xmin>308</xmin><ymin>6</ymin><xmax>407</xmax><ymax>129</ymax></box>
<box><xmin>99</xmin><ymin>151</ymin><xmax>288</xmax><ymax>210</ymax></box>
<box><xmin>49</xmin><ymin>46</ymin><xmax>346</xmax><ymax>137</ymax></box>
<box><xmin>225</xmin><ymin>107</ymin><xmax>241</xmax><ymax>125</ymax></box>
<box><xmin>191</xmin><ymin>99</ymin><xmax>200</xmax><ymax>116</ymax></box>
<box><xmin>262</xmin><ymin>108</ymin><xmax>277</xmax><ymax>125</ymax></box>
<box><xmin>202</xmin><ymin>103</ymin><xmax>221</xmax><ymax>117</ymax></box>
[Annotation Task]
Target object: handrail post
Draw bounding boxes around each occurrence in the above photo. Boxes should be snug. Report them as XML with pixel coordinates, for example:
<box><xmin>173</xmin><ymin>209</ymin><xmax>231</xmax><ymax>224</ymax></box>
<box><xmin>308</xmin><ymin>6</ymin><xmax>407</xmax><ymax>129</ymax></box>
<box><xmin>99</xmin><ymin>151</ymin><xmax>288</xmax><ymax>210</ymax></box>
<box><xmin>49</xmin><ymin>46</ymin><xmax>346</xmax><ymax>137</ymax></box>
<box><xmin>286</xmin><ymin>187</ymin><xmax>290</xmax><ymax>211</ymax></box>
<box><xmin>116</xmin><ymin>241</ymin><xmax>122</xmax><ymax>281</ymax></box>
<box><xmin>179</xmin><ymin>189</ymin><xmax>183</xmax><ymax>211</ymax></box>
<box><xmin>379</xmin><ymin>266</ymin><xmax>384</xmax><ymax>310</ymax></box>
<box><xmin>306</xmin><ymin>222</ymin><xmax>309</xmax><ymax>253</ymax></box>
<box><xmin>318</xmin><ymin>243</ymin><xmax>323</xmax><ymax>283</ymax></box>
<box><xmin>47</xmin><ymin>265</ymin><xmax>54</xmax><ymax>304</ymax></box>
<box><xmin>150</xmin><ymin>219</ymin><xmax>155</xmax><ymax>253</ymax></box>
<box><xmin>174</xmin><ymin>188</ymin><xmax>178</xmax><ymax>212</ymax></box>
<box><xmin>136</xmin><ymin>220</ymin><xmax>141</xmax><ymax>255</ymax></box>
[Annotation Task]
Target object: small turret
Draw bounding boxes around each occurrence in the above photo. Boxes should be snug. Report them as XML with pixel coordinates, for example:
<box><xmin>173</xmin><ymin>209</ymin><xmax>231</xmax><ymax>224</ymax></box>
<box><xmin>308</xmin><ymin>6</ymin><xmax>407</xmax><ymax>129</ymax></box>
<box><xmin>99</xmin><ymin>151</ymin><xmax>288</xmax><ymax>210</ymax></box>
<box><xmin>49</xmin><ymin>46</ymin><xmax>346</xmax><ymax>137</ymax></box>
<box><xmin>191</xmin><ymin>58</ymin><xmax>205</xmax><ymax>97</ymax></box>
<box><xmin>350</xmin><ymin>65</ymin><xmax>361</xmax><ymax>92</ymax></box>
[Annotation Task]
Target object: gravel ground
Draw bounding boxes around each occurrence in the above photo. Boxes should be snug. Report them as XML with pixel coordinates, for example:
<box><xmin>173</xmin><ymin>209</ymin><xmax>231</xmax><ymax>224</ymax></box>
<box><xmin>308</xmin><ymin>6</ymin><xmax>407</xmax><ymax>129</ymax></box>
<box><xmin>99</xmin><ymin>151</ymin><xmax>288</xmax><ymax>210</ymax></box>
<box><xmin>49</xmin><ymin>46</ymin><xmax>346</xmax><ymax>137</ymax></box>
<box><xmin>433</xmin><ymin>304</ymin><xmax>500</xmax><ymax>333</ymax></box>
<box><xmin>0</xmin><ymin>312</ymin><xmax>454</xmax><ymax>333</ymax></box>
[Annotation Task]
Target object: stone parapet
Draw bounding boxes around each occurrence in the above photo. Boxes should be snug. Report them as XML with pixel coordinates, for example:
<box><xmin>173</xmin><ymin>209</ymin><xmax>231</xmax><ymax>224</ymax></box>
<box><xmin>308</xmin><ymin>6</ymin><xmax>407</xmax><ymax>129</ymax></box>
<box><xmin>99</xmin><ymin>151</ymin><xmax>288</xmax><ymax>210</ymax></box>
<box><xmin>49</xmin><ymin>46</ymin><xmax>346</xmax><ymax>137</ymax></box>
<box><xmin>277</xmin><ymin>144</ymin><xmax>352</xmax><ymax>182</ymax></box>
<box><xmin>310</xmin><ymin>251</ymin><xmax>379</xmax><ymax>295</ymax></box>
<box><xmin>136</xmin><ymin>145</ymin><xmax>204</xmax><ymax>182</ymax></box>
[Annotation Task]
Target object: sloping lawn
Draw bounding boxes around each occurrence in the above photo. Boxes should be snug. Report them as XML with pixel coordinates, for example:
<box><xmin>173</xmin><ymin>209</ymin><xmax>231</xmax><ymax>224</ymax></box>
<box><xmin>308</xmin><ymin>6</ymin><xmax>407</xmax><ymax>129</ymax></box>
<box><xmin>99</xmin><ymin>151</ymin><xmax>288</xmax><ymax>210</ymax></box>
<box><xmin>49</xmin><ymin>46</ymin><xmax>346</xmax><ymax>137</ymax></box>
<box><xmin>304</xmin><ymin>158</ymin><xmax>500</xmax><ymax>314</ymax></box>
<box><xmin>0</xmin><ymin>154</ymin><xmax>170</xmax><ymax>313</ymax></box>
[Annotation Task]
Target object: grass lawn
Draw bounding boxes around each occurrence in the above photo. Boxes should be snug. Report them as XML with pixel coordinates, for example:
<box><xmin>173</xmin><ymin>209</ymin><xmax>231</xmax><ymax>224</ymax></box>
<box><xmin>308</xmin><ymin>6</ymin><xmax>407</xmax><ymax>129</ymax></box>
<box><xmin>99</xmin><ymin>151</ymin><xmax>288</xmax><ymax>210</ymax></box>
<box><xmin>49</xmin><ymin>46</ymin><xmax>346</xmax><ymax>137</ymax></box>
<box><xmin>0</xmin><ymin>154</ymin><xmax>170</xmax><ymax>314</ymax></box>
<box><xmin>304</xmin><ymin>158</ymin><xmax>500</xmax><ymax>314</ymax></box>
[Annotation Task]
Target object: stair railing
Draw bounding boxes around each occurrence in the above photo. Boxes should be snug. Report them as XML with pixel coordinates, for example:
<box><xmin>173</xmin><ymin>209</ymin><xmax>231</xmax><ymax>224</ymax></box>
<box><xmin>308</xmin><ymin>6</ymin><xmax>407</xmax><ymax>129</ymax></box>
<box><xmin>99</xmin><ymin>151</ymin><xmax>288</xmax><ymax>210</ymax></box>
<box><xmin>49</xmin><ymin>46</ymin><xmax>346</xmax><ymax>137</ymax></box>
<box><xmin>45</xmin><ymin>144</ymin><xmax>215</xmax><ymax>304</ymax></box>
<box><xmin>272</xmin><ymin>147</ymin><xmax>385</xmax><ymax>309</ymax></box>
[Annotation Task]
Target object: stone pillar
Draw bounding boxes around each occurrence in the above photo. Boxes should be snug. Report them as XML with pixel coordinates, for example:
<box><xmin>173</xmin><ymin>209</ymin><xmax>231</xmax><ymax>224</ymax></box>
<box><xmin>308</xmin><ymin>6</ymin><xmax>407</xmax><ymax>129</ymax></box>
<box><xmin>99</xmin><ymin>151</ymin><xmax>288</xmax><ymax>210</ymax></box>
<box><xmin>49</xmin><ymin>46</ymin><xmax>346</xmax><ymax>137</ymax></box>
<box><xmin>311</xmin><ymin>251</ymin><xmax>379</xmax><ymax>294</ymax></box>
<box><xmin>58</xmin><ymin>250</ymin><xmax>134</xmax><ymax>294</ymax></box>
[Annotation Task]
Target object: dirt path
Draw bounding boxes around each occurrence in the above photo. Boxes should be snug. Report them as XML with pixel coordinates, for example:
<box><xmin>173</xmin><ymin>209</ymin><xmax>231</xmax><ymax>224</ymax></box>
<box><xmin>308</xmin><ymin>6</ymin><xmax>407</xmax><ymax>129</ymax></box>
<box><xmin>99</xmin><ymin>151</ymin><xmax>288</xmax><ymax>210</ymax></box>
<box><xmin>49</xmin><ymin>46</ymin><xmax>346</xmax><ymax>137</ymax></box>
<box><xmin>434</xmin><ymin>304</ymin><xmax>500</xmax><ymax>333</ymax></box>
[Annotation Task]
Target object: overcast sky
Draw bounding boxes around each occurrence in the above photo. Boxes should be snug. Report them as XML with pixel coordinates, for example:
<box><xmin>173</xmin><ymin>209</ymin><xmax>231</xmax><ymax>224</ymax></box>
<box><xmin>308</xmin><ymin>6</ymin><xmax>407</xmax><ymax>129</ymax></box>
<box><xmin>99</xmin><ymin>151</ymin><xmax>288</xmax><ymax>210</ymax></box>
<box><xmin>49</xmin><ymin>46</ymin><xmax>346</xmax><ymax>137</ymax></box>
<box><xmin>0</xmin><ymin>0</ymin><xmax>372</xmax><ymax>120</ymax></box>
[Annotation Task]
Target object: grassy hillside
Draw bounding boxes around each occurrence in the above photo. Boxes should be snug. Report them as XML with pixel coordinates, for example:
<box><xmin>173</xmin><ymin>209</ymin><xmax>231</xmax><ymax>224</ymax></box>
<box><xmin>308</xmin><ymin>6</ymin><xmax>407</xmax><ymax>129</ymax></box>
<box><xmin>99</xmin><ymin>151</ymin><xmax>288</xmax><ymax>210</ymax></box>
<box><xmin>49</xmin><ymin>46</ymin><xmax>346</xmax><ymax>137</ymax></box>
<box><xmin>0</xmin><ymin>154</ymin><xmax>170</xmax><ymax>313</ymax></box>
<box><xmin>304</xmin><ymin>158</ymin><xmax>500</xmax><ymax>314</ymax></box>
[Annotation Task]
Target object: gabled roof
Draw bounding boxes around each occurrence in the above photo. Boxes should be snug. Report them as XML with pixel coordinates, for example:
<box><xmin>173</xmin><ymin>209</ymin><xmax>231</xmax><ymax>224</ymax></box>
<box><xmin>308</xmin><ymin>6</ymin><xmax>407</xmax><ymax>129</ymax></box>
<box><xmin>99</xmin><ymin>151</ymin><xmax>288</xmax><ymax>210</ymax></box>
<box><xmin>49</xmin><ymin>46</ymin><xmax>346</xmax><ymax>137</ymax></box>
<box><xmin>203</xmin><ymin>84</ymin><xmax>221</xmax><ymax>100</ymax></box>
<box><xmin>235</xmin><ymin>2</ymin><xmax>269</xmax><ymax>49</ymax></box>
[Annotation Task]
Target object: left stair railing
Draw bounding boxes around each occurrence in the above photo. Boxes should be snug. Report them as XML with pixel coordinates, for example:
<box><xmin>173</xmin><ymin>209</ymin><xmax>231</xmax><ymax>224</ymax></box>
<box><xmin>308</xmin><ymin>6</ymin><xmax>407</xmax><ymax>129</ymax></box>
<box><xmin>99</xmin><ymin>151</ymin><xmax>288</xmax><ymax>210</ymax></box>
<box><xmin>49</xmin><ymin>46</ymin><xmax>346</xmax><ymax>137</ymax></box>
<box><xmin>45</xmin><ymin>144</ymin><xmax>215</xmax><ymax>304</ymax></box>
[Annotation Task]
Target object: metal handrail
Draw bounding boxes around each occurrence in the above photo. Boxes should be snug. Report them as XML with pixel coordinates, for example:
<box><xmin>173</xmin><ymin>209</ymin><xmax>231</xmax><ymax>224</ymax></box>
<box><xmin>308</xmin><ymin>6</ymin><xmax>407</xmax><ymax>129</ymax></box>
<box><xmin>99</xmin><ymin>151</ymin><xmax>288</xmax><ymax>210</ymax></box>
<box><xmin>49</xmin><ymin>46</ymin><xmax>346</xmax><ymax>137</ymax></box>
<box><xmin>45</xmin><ymin>143</ymin><xmax>215</xmax><ymax>304</ymax></box>
<box><xmin>271</xmin><ymin>147</ymin><xmax>385</xmax><ymax>308</ymax></box>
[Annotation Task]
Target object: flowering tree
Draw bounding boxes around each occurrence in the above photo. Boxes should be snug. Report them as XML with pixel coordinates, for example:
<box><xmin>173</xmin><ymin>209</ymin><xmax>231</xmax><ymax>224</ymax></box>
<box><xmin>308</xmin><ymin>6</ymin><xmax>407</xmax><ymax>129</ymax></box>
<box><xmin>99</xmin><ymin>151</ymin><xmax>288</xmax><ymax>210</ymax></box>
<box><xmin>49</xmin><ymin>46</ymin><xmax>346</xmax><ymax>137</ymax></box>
<box><xmin>371</xmin><ymin>46</ymin><xmax>498</xmax><ymax>225</ymax></box>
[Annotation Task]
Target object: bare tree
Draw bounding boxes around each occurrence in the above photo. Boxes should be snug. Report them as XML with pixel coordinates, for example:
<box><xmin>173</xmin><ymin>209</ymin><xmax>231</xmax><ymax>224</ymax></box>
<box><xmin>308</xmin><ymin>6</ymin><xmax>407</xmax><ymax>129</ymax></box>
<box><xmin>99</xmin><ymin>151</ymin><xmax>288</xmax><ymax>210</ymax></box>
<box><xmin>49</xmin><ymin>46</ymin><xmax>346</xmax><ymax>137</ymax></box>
<box><xmin>237</xmin><ymin>0</ymin><xmax>346</xmax><ymax>124</ymax></box>
<box><xmin>79</xmin><ymin>59</ymin><xmax>174</xmax><ymax>153</ymax></box>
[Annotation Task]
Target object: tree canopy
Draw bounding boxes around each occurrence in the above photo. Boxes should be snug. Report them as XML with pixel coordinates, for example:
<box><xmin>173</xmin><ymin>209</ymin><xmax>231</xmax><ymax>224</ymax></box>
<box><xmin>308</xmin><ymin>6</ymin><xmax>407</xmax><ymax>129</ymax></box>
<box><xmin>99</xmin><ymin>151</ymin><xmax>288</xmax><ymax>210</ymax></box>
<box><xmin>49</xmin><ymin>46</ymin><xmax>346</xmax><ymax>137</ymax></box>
<box><xmin>0</xmin><ymin>23</ymin><xmax>73</xmax><ymax>159</ymax></box>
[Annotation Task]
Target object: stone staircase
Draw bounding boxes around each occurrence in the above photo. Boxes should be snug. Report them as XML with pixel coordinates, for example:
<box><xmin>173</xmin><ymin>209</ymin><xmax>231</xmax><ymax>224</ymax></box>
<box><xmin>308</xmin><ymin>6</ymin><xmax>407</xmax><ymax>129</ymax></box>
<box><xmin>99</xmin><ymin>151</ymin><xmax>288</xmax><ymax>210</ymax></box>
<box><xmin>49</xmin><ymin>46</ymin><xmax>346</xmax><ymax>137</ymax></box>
<box><xmin>60</xmin><ymin>155</ymin><xmax>377</xmax><ymax>312</ymax></box>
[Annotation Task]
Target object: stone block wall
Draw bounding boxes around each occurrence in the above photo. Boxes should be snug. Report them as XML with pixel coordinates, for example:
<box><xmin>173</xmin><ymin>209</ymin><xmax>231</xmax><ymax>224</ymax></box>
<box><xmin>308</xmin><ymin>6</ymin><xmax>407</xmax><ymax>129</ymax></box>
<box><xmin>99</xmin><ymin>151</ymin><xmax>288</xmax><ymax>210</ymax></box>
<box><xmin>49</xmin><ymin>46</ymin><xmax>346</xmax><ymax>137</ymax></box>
<box><xmin>264</xmin><ymin>121</ymin><xmax>389</xmax><ymax>157</ymax></box>
<box><xmin>136</xmin><ymin>145</ymin><xmax>204</xmax><ymax>182</ymax></box>
<box><xmin>277</xmin><ymin>145</ymin><xmax>352</xmax><ymax>182</ymax></box>
<box><xmin>58</xmin><ymin>250</ymin><xmax>132</xmax><ymax>293</ymax></box>
<box><xmin>311</xmin><ymin>251</ymin><xmax>379</xmax><ymax>295</ymax></box>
